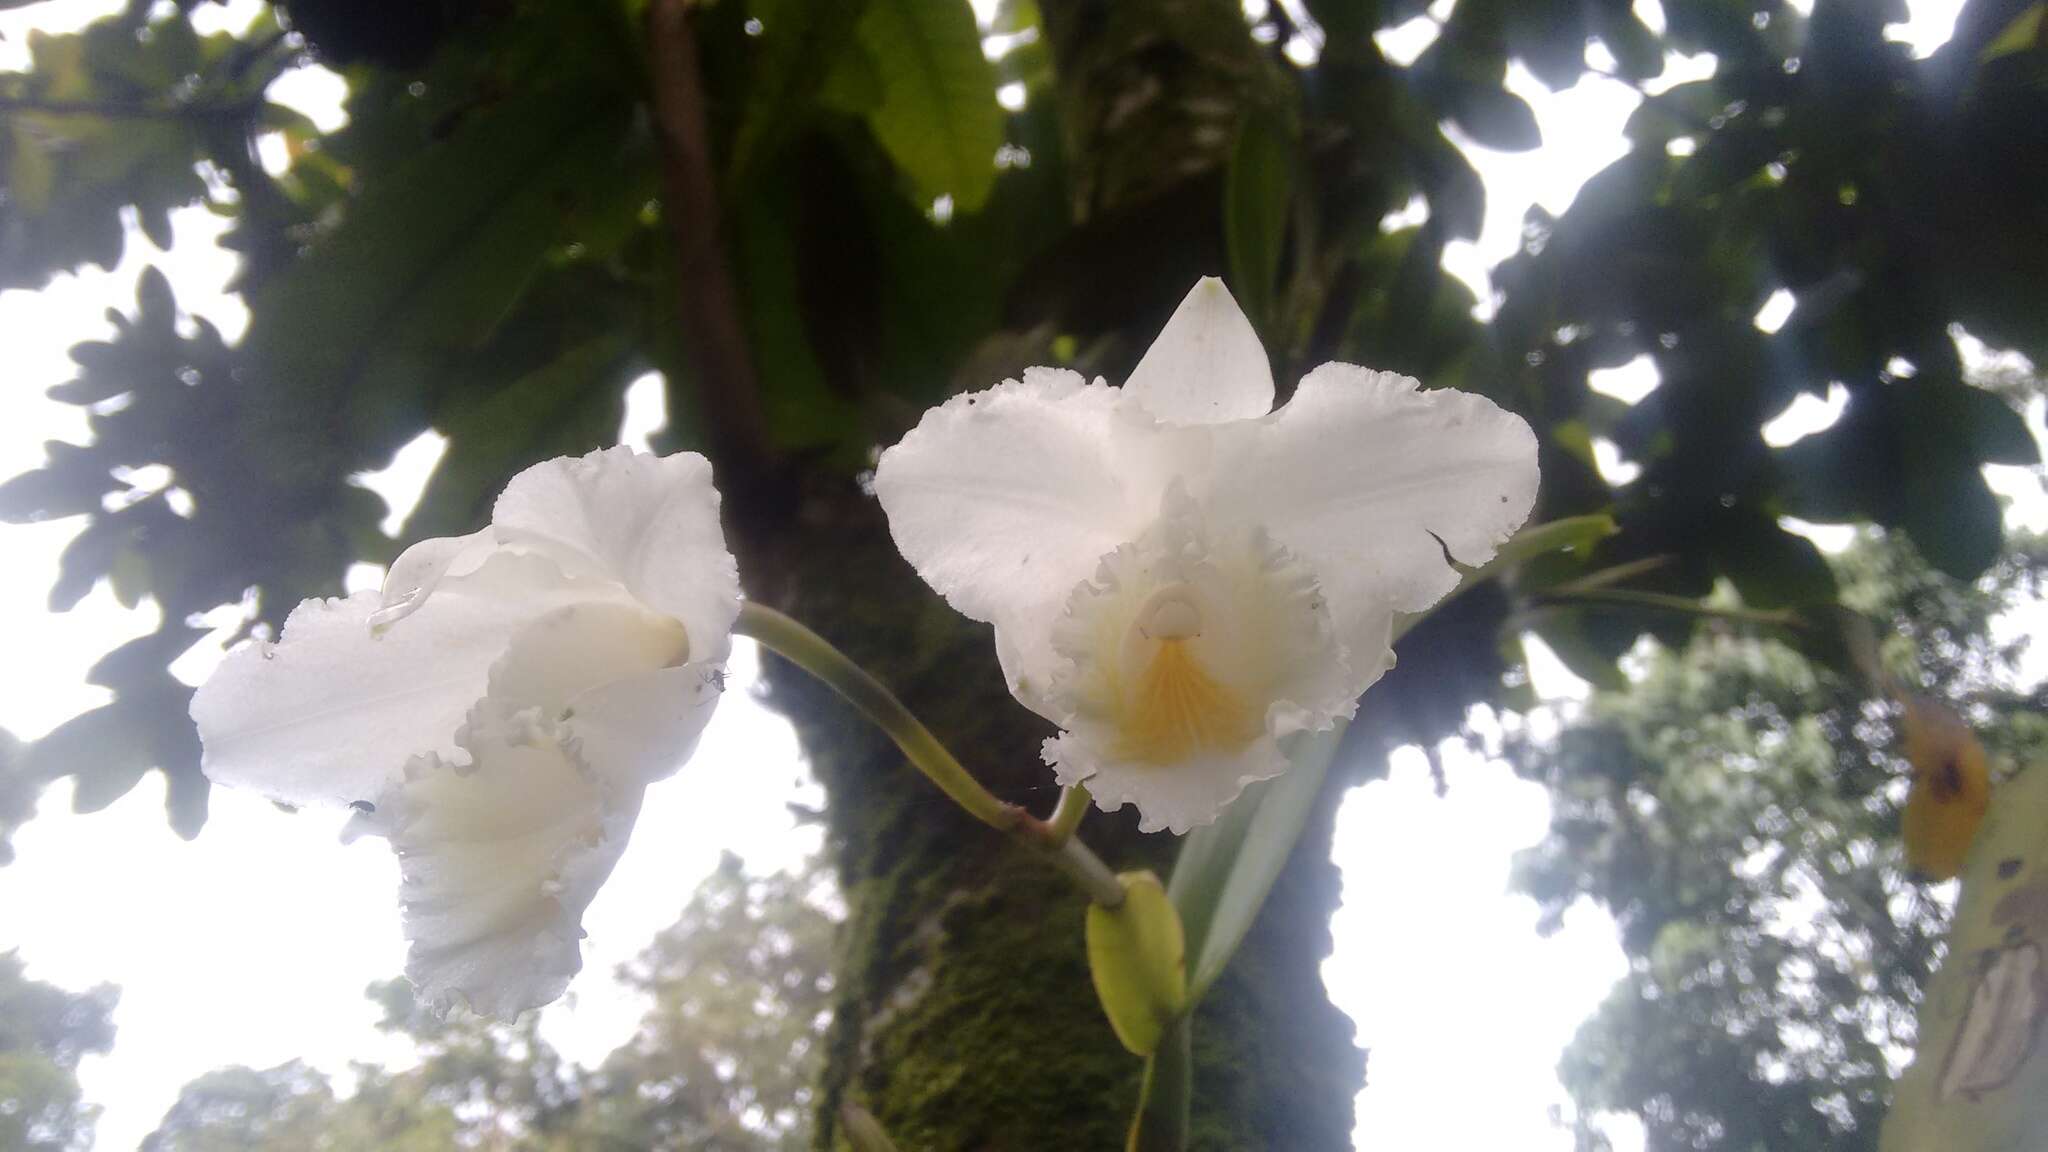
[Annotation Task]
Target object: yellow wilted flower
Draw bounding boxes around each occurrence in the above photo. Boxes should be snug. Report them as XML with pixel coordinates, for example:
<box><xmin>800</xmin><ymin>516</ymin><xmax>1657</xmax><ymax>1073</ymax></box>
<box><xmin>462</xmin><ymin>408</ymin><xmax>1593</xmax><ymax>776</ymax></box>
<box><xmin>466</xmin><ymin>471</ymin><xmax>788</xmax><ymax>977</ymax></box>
<box><xmin>1900</xmin><ymin>695</ymin><xmax>1992</xmax><ymax>882</ymax></box>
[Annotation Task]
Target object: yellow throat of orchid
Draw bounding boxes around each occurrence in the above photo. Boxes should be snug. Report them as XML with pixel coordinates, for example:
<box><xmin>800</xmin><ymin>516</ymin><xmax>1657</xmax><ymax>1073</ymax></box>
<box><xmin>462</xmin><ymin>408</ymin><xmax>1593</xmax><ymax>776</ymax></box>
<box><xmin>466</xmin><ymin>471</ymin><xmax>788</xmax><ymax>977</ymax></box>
<box><xmin>1111</xmin><ymin>585</ymin><xmax>1256</xmax><ymax>765</ymax></box>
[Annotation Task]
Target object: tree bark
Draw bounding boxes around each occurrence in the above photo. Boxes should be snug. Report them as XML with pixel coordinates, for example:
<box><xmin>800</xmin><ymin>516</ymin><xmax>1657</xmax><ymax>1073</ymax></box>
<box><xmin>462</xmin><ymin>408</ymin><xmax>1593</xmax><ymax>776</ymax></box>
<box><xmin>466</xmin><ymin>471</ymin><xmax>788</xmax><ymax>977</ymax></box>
<box><xmin>752</xmin><ymin>489</ymin><xmax>1363</xmax><ymax>1151</ymax></box>
<box><xmin>642</xmin><ymin>0</ymin><xmax>1368</xmax><ymax>1142</ymax></box>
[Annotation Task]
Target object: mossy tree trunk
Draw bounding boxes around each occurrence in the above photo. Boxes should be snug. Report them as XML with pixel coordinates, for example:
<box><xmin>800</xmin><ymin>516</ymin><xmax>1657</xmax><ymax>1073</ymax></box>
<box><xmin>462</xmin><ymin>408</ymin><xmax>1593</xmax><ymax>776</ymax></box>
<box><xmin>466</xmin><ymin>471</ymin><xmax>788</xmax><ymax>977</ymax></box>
<box><xmin>742</xmin><ymin>488</ymin><xmax>1363</xmax><ymax>1151</ymax></box>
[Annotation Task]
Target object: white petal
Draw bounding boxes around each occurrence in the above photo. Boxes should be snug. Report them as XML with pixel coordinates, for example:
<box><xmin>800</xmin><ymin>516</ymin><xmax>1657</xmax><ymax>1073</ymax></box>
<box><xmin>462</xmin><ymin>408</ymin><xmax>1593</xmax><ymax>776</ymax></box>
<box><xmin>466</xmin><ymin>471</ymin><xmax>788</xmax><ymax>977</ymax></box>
<box><xmin>381</xmin><ymin>742</ymin><xmax>630</xmax><ymax>1018</ymax></box>
<box><xmin>380</xmin><ymin>598</ymin><xmax>713</xmax><ymax>1017</ymax></box>
<box><xmin>191</xmin><ymin>553</ymin><xmax>613</xmax><ymax>808</ymax></box>
<box><xmin>1047</xmin><ymin>731</ymin><xmax>1289</xmax><ymax>835</ymax></box>
<box><xmin>1122</xmin><ymin>278</ymin><xmax>1275</xmax><ymax>425</ymax></box>
<box><xmin>563</xmin><ymin>662</ymin><xmax>724</xmax><ymax>785</ymax></box>
<box><xmin>874</xmin><ymin>367</ymin><xmax>1149</xmax><ymax>693</ymax></box>
<box><xmin>479</xmin><ymin>599</ymin><xmax>691</xmax><ymax>719</ymax></box>
<box><xmin>491</xmin><ymin>447</ymin><xmax>741</xmax><ymax>661</ymax></box>
<box><xmin>991</xmin><ymin>617</ymin><xmax>1066</xmax><ymax>723</ymax></box>
<box><xmin>1214</xmin><ymin>363</ymin><xmax>1539</xmax><ymax>652</ymax></box>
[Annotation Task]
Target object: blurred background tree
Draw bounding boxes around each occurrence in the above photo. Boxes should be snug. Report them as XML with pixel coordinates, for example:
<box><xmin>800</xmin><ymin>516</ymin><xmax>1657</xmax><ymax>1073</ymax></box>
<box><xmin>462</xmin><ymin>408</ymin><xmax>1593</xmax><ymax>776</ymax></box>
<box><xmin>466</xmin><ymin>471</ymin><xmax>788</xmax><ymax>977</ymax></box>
<box><xmin>1514</xmin><ymin>532</ymin><xmax>2048</xmax><ymax>1151</ymax></box>
<box><xmin>0</xmin><ymin>951</ymin><xmax>117</xmax><ymax>1152</ymax></box>
<box><xmin>0</xmin><ymin>0</ymin><xmax>2044</xmax><ymax>1146</ymax></box>
<box><xmin>140</xmin><ymin>854</ymin><xmax>834</xmax><ymax>1151</ymax></box>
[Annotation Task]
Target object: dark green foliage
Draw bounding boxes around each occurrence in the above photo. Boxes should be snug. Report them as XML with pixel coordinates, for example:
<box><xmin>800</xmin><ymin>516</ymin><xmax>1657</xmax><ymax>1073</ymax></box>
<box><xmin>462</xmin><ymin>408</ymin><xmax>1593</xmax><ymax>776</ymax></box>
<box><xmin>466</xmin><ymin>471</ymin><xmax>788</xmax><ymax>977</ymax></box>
<box><xmin>275</xmin><ymin>0</ymin><xmax>473</xmax><ymax>69</ymax></box>
<box><xmin>0</xmin><ymin>951</ymin><xmax>117</xmax><ymax>1152</ymax></box>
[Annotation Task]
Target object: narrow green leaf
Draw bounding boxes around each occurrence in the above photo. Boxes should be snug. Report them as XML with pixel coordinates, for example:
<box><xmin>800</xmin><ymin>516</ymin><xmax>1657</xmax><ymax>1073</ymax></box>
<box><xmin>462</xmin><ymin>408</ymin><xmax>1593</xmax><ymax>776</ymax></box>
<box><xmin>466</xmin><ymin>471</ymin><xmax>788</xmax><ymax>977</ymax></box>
<box><xmin>1882</xmin><ymin>763</ymin><xmax>2048</xmax><ymax>1151</ymax></box>
<box><xmin>1086</xmin><ymin>871</ymin><xmax>1188</xmax><ymax>1056</ymax></box>
<box><xmin>856</xmin><ymin>0</ymin><xmax>1001</xmax><ymax>212</ymax></box>
<box><xmin>1224</xmin><ymin>107</ymin><xmax>1292</xmax><ymax>330</ymax></box>
<box><xmin>1169</xmin><ymin>725</ymin><xmax>1345</xmax><ymax>1002</ymax></box>
<box><xmin>1127</xmin><ymin>1016</ymin><xmax>1192</xmax><ymax>1152</ymax></box>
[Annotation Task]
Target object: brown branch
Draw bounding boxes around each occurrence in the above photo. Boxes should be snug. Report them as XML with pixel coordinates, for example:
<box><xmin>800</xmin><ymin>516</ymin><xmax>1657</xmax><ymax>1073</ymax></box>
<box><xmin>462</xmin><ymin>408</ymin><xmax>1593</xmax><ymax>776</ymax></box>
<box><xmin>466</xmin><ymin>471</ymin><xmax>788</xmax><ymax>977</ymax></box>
<box><xmin>645</xmin><ymin>0</ymin><xmax>777</xmax><ymax>505</ymax></box>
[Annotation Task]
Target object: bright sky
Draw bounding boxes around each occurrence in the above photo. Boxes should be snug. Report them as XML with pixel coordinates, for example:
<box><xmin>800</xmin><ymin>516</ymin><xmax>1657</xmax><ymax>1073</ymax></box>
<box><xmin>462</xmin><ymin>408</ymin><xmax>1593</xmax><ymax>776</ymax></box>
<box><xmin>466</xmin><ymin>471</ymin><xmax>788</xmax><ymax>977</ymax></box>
<box><xmin>0</xmin><ymin>2</ymin><xmax>2035</xmax><ymax>1151</ymax></box>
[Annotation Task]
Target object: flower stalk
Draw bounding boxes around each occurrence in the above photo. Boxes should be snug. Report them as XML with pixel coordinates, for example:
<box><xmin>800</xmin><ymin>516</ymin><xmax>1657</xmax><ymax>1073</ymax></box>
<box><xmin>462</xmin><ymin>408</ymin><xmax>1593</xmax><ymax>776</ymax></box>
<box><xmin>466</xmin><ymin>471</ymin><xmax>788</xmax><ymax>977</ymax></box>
<box><xmin>1047</xmin><ymin>784</ymin><xmax>1092</xmax><ymax>845</ymax></box>
<box><xmin>735</xmin><ymin>601</ymin><xmax>1125</xmax><ymax>907</ymax></box>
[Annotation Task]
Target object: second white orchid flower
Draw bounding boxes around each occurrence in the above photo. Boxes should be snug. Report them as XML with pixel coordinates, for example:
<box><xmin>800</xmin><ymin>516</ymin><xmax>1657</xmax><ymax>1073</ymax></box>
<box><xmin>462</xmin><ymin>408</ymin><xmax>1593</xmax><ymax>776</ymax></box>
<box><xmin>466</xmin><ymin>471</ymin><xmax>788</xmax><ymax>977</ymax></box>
<box><xmin>875</xmin><ymin>278</ymin><xmax>1540</xmax><ymax>834</ymax></box>
<box><xmin>191</xmin><ymin>447</ymin><xmax>741</xmax><ymax>1017</ymax></box>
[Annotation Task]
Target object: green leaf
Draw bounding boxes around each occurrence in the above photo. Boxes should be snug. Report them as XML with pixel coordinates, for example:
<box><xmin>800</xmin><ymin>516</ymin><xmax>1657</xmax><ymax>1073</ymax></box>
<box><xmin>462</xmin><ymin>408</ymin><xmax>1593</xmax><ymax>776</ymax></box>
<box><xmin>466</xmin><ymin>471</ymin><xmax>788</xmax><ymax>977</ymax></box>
<box><xmin>1907</xmin><ymin>380</ymin><xmax>2041</xmax><ymax>467</ymax></box>
<box><xmin>1593</xmin><ymin>9</ymin><xmax>1664</xmax><ymax>82</ymax></box>
<box><xmin>1530</xmin><ymin>612</ymin><xmax>1631</xmax><ymax>692</ymax></box>
<box><xmin>407</xmin><ymin>331</ymin><xmax>634</xmax><ymax>540</ymax></box>
<box><xmin>855</xmin><ymin>0</ymin><xmax>1001</xmax><ymax>212</ymax></box>
<box><xmin>1511</xmin><ymin>513</ymin><xmax>1621</xmax><ymax>559</ymax></box>
<box><xmin>1882</xmin><ymin>764</ymin><xmax>2048</xmax><ymax>1151</ymax></box>
<box><xmin>1453</xmin><ymin>86</ymin><xmax>1542</xmax><ymax>152</ymax></box>
<box><xmin>1223</xmin><ymin>106</ymin><xmax>1292</xmax><ymax>330</ymax></box>
<box><xmin>1086</xmin><ymin>871</ymin><xmax>1187</xmax><ymax>1056</ymax></box>
<box><xmin>728</xmin><ymin>0</ymin><xmax>872</xmax><ymax>190</ymax></box>
<box><xmin>240</xmin><ymin>84</ymin><xmax>634</xmax><ymax>458</ymax></box>
<box><xmin>1903</xmin><ymin>462</ymin><xmax>2005</xmax><ymax>581</ymax></box>
<box><xmin>1168</xmin><ymin>725</ymin><xmax>1344</xmax><ymax>1002</ymax></box>
<box><xmin>818</xmin><ymin>36</ymin><xmax>885</xmax><ymax>115</ymax></box>
<box><xmin>1981</xmin><ymin>3</ymin><xmax>2046</xmax><ymax>62</ymax></box>
<box><xmin>1126</xmin><ymin>1016</ymin><xmax>1191</xmax><ymax>1152</ymax></box>
<box><xmin>34</xmin><ymin>706</ymin><xmax>148</xmax><ymax>814</ymax></box>
<box><xmin>1624</xmin><ymin>80</ymin><xmax>1719</xmax><ymax>144</ymax></box>
<box><xmin>1712</xmin><ymin>514</ymin><xmax>1838</xmax><ymax>608</ymax></box>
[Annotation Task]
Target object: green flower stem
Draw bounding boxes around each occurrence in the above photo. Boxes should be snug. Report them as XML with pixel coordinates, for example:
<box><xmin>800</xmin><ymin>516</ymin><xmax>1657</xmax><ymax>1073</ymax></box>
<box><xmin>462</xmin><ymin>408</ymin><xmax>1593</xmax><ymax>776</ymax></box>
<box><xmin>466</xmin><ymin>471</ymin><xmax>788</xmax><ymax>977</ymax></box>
<box><xmin>1046</xmin><ymin>828</ymin><xmax>1126</xmax><ymax>905</ymax></box>
<box><xmin>1048</xmin><ymin>784</ymin><xmax>1092</xmax><ymax>845</ymax></box>
<box><xmin>734</xmin><ymin>601</ymin><xmax>1126</xmax><ymax>908</ymax></box>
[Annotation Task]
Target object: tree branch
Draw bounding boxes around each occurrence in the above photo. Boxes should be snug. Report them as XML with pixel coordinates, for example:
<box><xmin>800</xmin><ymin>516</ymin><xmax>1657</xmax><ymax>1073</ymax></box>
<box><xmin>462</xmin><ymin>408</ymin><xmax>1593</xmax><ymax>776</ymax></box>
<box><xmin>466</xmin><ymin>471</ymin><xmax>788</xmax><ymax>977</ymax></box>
<box><xmin>644</xmin><ymin>0</ymin><xmax>777</xmax><ymax>504</ymax></box>
<box><xmin>0</xmin><ymin>95</ymin><xmax>259</xmax><ymax>121</ymax></box>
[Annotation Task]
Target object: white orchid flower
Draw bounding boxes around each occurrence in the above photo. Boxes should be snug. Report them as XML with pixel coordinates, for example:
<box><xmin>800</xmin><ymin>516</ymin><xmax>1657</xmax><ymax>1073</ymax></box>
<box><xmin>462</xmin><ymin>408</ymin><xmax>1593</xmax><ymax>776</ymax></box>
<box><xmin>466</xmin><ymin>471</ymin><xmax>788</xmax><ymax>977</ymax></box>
<box><xmin>874</xmin><ymin>279</ymin><xmax>1539</xmax><ymax>834</ymax></box>
<box><xmin>191</xmin><ymin>447</ymin><xmax>741</xmax><ymax>1017</ymax></box>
